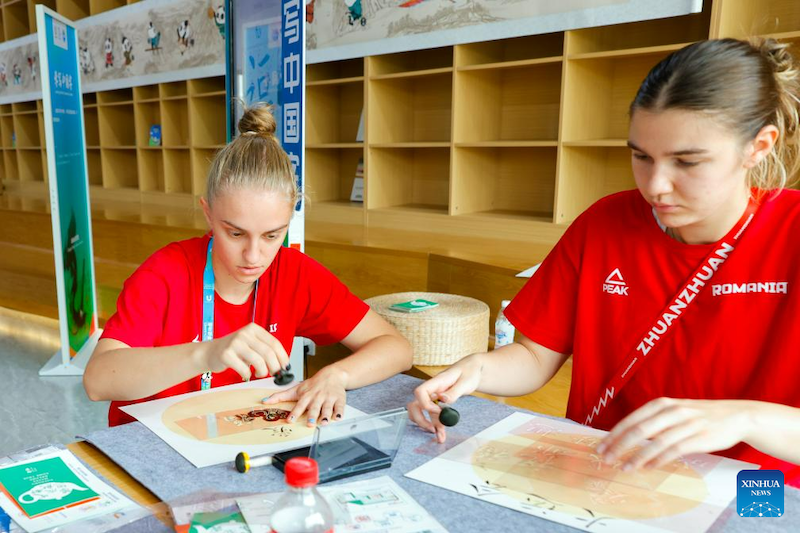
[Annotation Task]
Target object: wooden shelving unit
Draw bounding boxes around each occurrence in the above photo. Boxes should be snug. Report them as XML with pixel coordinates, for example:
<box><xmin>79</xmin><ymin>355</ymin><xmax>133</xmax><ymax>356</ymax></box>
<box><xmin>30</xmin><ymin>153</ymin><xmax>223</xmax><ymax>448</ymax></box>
<box><xmin>2</xmin><ymin>0</ymin><xmax>800</xmax><ymax>252</ymax></box>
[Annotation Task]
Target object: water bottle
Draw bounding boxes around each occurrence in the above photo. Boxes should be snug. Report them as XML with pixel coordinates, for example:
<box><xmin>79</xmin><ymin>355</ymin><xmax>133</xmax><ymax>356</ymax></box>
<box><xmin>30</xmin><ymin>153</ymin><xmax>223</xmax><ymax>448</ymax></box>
<box><xmin>269</xmin><ymin>457</ymin><xmax>334</xmax><ymax>533</ymax></box>
<box><xmin>494</xmin><ymin>300</ymin><xmax>515</xmax><ymax>348</ymax></box>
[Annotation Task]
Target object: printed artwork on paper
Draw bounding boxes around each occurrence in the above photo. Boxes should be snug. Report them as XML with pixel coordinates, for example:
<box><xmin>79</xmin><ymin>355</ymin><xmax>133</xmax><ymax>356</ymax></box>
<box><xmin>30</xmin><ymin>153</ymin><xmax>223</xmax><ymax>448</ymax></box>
<box><xmin>122</xmin><ymin>380</ymin><xmax>366</xmax><ymax>468</ymax></box>
<box><xmin>406</xmin><ymin>413</ymin><xmax>754</xmax><ymax>533</ymax></box>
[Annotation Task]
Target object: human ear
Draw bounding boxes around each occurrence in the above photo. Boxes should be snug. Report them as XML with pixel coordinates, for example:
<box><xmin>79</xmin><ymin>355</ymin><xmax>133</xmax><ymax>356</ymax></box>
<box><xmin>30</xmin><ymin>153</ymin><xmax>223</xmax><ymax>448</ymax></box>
<box><xmin>199</xmin><ymin>197</ymin><xmax>213</xmax><ymax>231</ymax></box>
<box><xmin>743</xmin><ymin>125</ymin><xmax>779</xmax><ymax>169</ymax></box>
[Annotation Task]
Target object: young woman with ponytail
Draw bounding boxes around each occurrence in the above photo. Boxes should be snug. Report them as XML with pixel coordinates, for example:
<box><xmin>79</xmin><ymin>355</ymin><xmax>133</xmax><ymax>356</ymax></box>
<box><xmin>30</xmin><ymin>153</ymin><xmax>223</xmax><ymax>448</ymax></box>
<box><xmin>84</xmin><ymin>104</ymin><xmax>412</xmax><ymax>427</ymax></box>
<box><xmin>408</xmin><ymin>38</ymin><xmax>800</xmax><ymax>486</ymax></box>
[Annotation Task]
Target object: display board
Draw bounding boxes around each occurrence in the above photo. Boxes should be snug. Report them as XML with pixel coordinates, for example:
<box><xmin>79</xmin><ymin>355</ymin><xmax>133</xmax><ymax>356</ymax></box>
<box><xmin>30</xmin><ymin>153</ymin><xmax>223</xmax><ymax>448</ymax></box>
<box><xmin>36</xmin><ymin>5</ymin><xmax>100</xmax><ymax>376</ymax></box>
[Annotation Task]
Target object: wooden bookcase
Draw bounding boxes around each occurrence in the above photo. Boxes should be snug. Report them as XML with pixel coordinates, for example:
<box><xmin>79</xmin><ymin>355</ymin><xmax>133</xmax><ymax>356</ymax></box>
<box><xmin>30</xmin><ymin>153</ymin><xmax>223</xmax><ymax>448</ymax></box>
<box><xmin>303</xmin><ymin>0</ymin><xmax>798</xmax><ymax>244</ymax></box>
<box><xmin>2</xmin><ymin>0</ymin><xmax>800</xmax><ymax>252</ymax></box>
<box><xmin>0</xmin><ymin>75</ymin><xmax>226</xmax><ymax>204</ymax></box>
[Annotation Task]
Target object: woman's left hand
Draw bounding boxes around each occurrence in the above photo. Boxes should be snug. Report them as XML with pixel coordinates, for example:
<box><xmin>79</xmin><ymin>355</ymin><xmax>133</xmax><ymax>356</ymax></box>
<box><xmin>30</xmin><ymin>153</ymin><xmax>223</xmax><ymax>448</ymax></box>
<box><xmin>597</xmin><ymin>397</ymin><xmax>755</xmax><ymax>471</ymax></box>
<box><xmin>261</xmin><ymin>366</ymin><xmax>348</xmax><ymax>427</ymax></box>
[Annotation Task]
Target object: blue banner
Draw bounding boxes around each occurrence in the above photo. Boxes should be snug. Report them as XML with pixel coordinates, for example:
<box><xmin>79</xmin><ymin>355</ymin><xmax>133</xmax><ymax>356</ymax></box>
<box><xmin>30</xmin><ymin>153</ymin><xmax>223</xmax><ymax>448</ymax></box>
<box><xmin>38</xmin><ymin>6</ymin><xmax>99</xmax><ymax>373</ymax></box>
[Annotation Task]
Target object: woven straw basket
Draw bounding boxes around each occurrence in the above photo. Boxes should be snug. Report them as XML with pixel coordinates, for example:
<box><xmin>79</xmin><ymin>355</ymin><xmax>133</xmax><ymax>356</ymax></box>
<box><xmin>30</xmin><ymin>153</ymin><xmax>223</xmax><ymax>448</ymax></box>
<box><xmin>365</xmin><ymin>292</ymin><xmax>489</xmax><ymax>366</ymax></box>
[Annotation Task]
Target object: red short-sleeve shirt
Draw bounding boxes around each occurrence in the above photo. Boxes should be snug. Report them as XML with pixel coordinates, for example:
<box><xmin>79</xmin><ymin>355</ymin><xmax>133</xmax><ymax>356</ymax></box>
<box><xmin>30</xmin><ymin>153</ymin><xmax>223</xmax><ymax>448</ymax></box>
<box><xmin>505</xmin><ymin>189</ymin><xmax>800</xmax><ymax>485</ymax></box>
<box><xmin>101</xmin><ymin>234</ymin><xmax>369</xmax><ymax>426</ymax></box>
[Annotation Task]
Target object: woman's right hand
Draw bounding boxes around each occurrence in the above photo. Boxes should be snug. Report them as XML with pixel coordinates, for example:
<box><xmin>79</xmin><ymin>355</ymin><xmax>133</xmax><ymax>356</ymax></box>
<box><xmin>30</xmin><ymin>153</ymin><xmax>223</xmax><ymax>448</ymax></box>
<box><xmin>407</xmin><ymin>353</ymin><xmax>484</xmax><ymax>443</ymax></box>
<box><xmin>199</xmin><ymin>322</ymin><xmax>290</xmax><ymax>381</ymax></box>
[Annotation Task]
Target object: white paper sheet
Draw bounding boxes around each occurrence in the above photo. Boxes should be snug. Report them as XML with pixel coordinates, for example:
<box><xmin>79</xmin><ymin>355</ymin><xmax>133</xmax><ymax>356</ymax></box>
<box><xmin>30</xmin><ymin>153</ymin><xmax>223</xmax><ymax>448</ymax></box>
<box><xmin>0</xmin><ymin>449</ymin><xmax>136</xmax><ymax>533</ymax></box>
<box><xmin>406</xmin><ymin>413</ymin><xmax>754</xmax><ymax>533</ymax></box>
<box><xmin>237</xmin><ymin>476</ymin><xmax>447</xmax><ymax>533</ymax></box>
<box><xmin>121</xmin><ymin>380</ymin><xmax>366</xmax><ymax>468</ymax></box>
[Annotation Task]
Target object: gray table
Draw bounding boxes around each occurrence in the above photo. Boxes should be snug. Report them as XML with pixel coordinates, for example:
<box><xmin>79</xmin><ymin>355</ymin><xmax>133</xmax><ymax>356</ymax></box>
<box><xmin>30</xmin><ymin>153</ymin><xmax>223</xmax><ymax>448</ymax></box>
<box><xmin>84</xmin><ymin>374</ymin><xmax>798</xmax><ymax>532</ymax></box>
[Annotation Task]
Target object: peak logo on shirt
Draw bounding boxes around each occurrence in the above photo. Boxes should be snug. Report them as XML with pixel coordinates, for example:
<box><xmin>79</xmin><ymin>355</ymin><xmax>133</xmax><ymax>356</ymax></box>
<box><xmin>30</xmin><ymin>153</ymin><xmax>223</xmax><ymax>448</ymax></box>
<box><xmin>603</xmin><ymin>268</ymin><xmax>629</xmax><ymax>296</ymax></box>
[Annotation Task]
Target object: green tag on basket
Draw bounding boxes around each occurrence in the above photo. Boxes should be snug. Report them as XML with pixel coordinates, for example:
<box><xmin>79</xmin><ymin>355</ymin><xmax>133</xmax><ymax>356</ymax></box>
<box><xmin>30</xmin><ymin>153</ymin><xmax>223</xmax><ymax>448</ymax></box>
<box><xmin>389</xmin><ymin>299</ymin><xmax>439</xmax><ymax>313</ymax></box>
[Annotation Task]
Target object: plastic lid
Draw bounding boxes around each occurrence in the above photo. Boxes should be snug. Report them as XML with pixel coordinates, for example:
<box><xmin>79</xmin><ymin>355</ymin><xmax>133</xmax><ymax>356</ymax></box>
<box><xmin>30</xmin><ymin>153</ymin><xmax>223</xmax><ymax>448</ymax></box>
<box><xmin>500</xmin><ymin>300</ymin><xmax>511</xmax><ymax>308</ymax></box>
<box><xmin>285</xmin><ymin>457</ymin><xmax>319</xmax><ymax>488</ymax></box>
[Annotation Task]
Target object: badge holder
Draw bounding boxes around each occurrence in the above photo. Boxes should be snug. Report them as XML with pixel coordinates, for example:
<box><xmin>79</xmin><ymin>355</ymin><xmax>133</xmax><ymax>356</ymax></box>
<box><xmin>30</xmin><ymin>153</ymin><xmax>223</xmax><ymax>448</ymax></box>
<box><xmin>272</xmin><ymin>408</ymin><xmax>408</xmax><ymax>483</ymax></box>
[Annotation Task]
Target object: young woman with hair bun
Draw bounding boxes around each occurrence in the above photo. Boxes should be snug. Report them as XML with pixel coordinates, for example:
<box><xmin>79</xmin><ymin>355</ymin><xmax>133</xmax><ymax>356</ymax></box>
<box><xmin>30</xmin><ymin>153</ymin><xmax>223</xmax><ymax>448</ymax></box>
<box><xmin>408</xmin><ymin>38</ymin><xmax>800</xmax><ymax>486</ymax></box>
<box><xmin>85</xmin><ymin>104</ymin><xmax>412</xmax><ymax>427</ymax></box>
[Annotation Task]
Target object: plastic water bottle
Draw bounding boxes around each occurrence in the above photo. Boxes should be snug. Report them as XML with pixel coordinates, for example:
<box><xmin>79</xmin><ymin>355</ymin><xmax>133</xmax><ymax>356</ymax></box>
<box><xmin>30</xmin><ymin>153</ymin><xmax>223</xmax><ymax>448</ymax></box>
<box><xmin>494</xmin><ymin>300</ymin><xmax>515</xmax><ymax>348</ymax></box>
<box><xmin>269</xmin><ymin>457</ymin><xmax>334</xmax><ymax>533</ymax></box>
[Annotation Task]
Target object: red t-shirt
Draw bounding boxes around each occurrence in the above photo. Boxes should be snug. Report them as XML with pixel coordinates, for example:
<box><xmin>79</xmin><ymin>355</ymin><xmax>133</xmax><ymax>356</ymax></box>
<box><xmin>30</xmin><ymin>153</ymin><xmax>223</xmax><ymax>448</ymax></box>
<box><xmin>101</xmin><ymin>234</ymin><xmax>369</xmax><ymax>426</ymax></box>
<box><xmin>505</xmin><ymin>189</ymin><xmax>800</xmax><ymax>485</ymax></box>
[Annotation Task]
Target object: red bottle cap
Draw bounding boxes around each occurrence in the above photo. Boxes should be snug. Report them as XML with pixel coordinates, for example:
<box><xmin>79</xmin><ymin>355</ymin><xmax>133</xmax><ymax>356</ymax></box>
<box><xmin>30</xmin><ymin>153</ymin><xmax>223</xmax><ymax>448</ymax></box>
<box><xmin>285</xmin><ymin>457</ymin><xmax>319</xmax><ymax>488</ymax></box>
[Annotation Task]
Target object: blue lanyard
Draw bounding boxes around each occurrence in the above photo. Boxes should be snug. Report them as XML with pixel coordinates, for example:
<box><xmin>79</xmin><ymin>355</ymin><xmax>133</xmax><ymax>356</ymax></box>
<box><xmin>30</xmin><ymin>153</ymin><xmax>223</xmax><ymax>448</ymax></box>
<box><xmin>201</xmin><ymin>237</ymin><xmax>258</xmax><ymax>390</ymax></box>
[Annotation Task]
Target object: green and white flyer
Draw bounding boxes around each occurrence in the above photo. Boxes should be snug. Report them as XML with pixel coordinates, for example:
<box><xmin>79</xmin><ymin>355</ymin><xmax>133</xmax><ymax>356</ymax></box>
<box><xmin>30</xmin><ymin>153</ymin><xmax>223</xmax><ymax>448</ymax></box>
<box><xmin>0</xmin><ymin>449</ymin><xmax>135</xmax><ymax>532</ymax></box>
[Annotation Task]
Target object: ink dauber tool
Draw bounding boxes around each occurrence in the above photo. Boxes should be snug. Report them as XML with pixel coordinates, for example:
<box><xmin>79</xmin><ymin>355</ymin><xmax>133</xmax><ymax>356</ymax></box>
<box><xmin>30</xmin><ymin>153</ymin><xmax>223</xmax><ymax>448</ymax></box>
<box><xmin>273</xmin><ymin>364</ymin><xmax>294</xmax><ymax>386</ymax></box>
<box><xmin>235</xmin><ymin>451</ymin><xmax>273</xmax><ymax>473</ymax></box>
<box><xmin>434</xmin><ymin>399</ymin><xmax>460</xmax><ymax>427</ymax></box>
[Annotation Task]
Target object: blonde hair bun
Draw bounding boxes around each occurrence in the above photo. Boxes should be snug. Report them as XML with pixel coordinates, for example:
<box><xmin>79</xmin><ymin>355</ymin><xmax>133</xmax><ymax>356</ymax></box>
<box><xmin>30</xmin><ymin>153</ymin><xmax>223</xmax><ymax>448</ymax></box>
<box><xmin>237</xmin><ymin>104</ymin><xmax>278</xmax><ymax>138</ymax></box>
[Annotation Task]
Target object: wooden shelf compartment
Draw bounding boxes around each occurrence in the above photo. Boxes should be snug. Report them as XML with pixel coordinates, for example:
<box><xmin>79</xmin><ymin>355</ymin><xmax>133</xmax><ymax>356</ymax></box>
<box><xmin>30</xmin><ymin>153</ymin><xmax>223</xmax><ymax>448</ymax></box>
<box><xmin>137</xmin><ymin>147</ymin><xmax>164</xmax><ymax>192</ymax></box>
<box><xmin>452</xmin><ymin>146</ymin><xmax>556</xmax><ymax>221</ymax></box>
<box><xmin>555</xmin><ymin>146</ymin><xmax>635</xmax><ymax>224</ymax></box>
<box><xmin>368</xmin><ymin>73</ymin><xmax>452</xmax><ymax>144</ymax></box>
<box><xmin>307</xmin><ymin>59</ymin><xmax>363</xmax><ymax>83</ymax></box>
<box><xmin>37</xmin><ymin>112</ymin><xmax>45</xmax><ymax>148</ymax></box>
<box><xmin>12</xmin><ymin>101</ymin><xmax>36</xmax><ymax>114</ymax></box>
<box><xmin>89</xmin><ymin>0</ymin><xmax>125</xmax><ymax>16</ymax></box>
<box><xmin>160</xmin><ymin>99</ymin><xmax>189</xmax><ymax>147</ymax></box>
<box><xmin>560</xmin><ymin>51</ymin><xmax>673</xmax><ymax>143</ymax></box>
<box><xmin>134</xmin><ymin>100</ymin><xmax>160</xmax><ymax>147</ymax></box>
<box><xmin>3</xmin><ymin>150</ymin><xmax>18</xmax><ymax>180</ymax></box>
<box><xmin>369</xmin><ymin>46</ymin><xmax>453</xmax><ymax>77</ymax></box>
<box><xmin>41</xmin><ymin>149</ymin><xmax>49</xmax><ymax>184</ymax></box>
<box><xmin>0</xmin><ymin>149</ymin><xmax>5</xmax><ymax>182</ymax></box>
<box><xmin>86</xmin><ymin>147</ymin><xmax>102</xmax><ymax>186</ymax></box>
<box><xmin>307</xmin><ymin>81</ymin><xmax>363</xmax><ymax>145</ymax></box>
<box><xmin>3</xmin><ymin>0</ymin><xmax>29</xmax><ymax>41</ymax></box>
<box><xmin>715</xmin><ymin>0</ymin><xmax>800</xmax><ymax>38</ymax></box>
<box><xmin>454</xmin><ymin>62</ymin><xmax>561</xmax><ymax>143</ymax></box>
<box><xmin>1</xmin><ymin>115</ymin><xmax>14</xmax><ymax>148</ymax></box>
<box><xmin>98</xmin><ymin>104</ymin><xmax>135</xmax><ymax>147</ymax></box>
<box><xmin>367</xmin><ymin>146</ymin><xmax>449</xmax><ymax>212</ymax></box>
<box><xmin>55</xmin><ymin>0</ymin><xmax>90</xmax><ymax>21</ymax></box>
<box><xmin>160</xmin><ymin>81</ymin><xmax>187</xmax><ymax>99</ymax></box>
<box><xmin>191</xmin><ymin>148</ymin><xmax>218</xmax><ymax>196</ymax></box>
<box><xmin>188</xmin><ymin>76</ymin><xmax>225</xmax><ymax>96</ymax></box>
<box><xmin>0</xmin><ymin>104</ymin><xmax>10</xmax><ymax>115</ymax></box>
<box><xmin>17</xmin><ymin>149</ymin><xmax>44</xmax><ymax>182</ymax></box>
<box><xmin>456</xmin><ymin>32</ymin><xmax>563</xmax><ymax>68</ymax></box>
<box><xmin>82</xmin><ymin>92</ymin><xmax>97</xmax><ymax>107</ymax></box>
<box><xmin>83</xmin><ymin>106</ymin><xmax>99</xmax><ymax>146</ymax></box>
<box><xmin>27</xmin><ymin>0</ymin><xmax>56</xmax><ymax>34</ymax></box>
<box><xmin>100</xmin><ymin>148</ymin><xmax>138</xmax><ymax>189</ymax></box>
<box><xmin>12</xmin><ymin>113</ymin><xmax>39</xmax><ymax>148</ymax></box>
<box><xmin>133</xmin><ymin>84</ymin><xmax>159</xmax><ymax>102</ymax></box>
<box><xmin>305</xmin><ymin>146</ymin><xmax>364</xmax><ymax>206</ymax></box>
<box><xmin>0</xmin><ymin>8</ymin><xmax>5</xmax><ymax>43</ymax></box>
<box><xmin>164</xmin><ymin>148</ymin><xmax>192</xmax><ymax>194</ymax></box>
<box><xmin>97</xmin><ymin>88</ymin><xmax>133</xmax><ymax>105</ymax></box>
<box><xmin>566</xmin><ymin>2</ymin><xmax>711</xmax><ymax>56</ymax></box>
<box><xmin>163</xmin><ymin>148</ymin><xmax>191</xmax><ymax>194</ymax></box>
<box><xmin>189</xmin><ymin>95</ymin><xmax>226</xmax><ymax>147</ymax></box>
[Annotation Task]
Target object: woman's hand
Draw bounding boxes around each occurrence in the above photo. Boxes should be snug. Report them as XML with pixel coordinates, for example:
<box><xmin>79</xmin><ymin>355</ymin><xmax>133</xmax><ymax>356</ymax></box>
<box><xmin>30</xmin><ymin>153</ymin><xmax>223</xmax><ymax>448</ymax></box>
<box><xmin>597</xmin><ymin>398</ymin><xmax>756</xmax><ymax>471</ymax></box>
<box><xmin>261</xmin><ymin>366</ymin><xmax>348</xmax><ymax>427</ymax></box>
<box><xmin>200</xmin><ymin>322</ymin><xmax>290</xmax><ymax>381</ymax></box>
<box><xmin>407</xmin><ymin>353</ymin><xmax>484</xmax><ymax>444</ymax></box>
